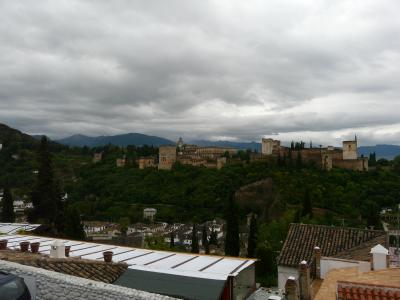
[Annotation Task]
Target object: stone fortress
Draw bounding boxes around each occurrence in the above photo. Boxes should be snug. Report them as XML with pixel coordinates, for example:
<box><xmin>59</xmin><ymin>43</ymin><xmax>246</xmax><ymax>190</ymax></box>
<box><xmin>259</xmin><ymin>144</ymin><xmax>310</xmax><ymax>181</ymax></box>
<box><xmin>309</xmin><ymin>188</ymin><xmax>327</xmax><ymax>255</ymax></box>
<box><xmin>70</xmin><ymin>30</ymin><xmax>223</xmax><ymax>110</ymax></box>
<box><xmin>137</xmin><ymin>136</ymin><xmax>368</xmax><ymax>172</ymax></box>
<box><xmin>158</xmin><ymin>137</ymin><xmax>237</xmax><ymax>170</ymax></box>
<box><xmin>261</xmin><ymin>137</ymin><xmax>368</xmax><ymax>171</ymax></box>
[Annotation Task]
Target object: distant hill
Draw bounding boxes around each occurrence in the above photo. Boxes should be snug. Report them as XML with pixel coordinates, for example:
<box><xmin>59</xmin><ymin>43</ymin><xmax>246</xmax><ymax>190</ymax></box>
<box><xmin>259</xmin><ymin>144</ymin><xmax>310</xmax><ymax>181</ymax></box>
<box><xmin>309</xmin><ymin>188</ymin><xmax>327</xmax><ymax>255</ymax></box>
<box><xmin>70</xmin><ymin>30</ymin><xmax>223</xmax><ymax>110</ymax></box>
<box><xmin>57</xmin><ymin>133</ymin><xmax>174</xmax><ymax>147</ymax></box>
<box><xmin>359</xmin><ymin>145</ymin><xmax>400</xmax><ymax>160</ymax></box>
<box><xmin>190</xmin><ymin>140</ymin><xmax>262</xmax><ymax>152</ymax></box>
<box><xmin>0</xmin><ymin>123</ymin><xmax>38</xmax><ymax>146</ymax></box>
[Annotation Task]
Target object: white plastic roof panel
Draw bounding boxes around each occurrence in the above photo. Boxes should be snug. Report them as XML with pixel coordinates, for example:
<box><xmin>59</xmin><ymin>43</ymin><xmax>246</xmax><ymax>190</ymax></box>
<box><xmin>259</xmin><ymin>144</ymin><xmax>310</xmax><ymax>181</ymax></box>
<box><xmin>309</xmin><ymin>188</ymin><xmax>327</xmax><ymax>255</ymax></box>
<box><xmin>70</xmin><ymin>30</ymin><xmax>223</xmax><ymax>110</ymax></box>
<box><xmin>147</xmin><ymin>253</ymin><xmax>194</xmax><ymax>269</ymax></box>
<box><xmin>6</xmin><ymin>236</ymin><xmax>42</xmax><ymax>247</ymax></box>
<box><xmin>79</xmin><ymin>246</ymin><xmax>118</xmax><ymax>259</ymax></box>
<box><xmin>88</xmin><ymin>247</ymin><xmax>134</xmax><ymax>260</ymax></box>
<box><xmin>111</xmin><ymin>250</ymin><xmax>147</xmax><ymax>262</ymax></box>
<box><xmin>203</xmin><ymin>258</ymin><xmax>245</xmax><ymax>274</ymax></box>
<box><xmin>174</xmin><ymin>255</ymin><xmax>219</xmax><ymax>272</ymax></box>
<box><xmin>0</xmin><ymin>223</ymin><xmax>41</xmax><ymax>234</ymax></box>
<box><xmin>71</xmin><ymin>245</ymin><xmax>114</xmax><ymax>257</ymax></box>
<box><xmin>124</xmin><ymin>252</ymin><xmax>169</xmax><ymax>265</ymax></box>
<box><xmin>3</xmin><ymin>234</ymin><xmax>256</xmax><ymax>280</ymax></box>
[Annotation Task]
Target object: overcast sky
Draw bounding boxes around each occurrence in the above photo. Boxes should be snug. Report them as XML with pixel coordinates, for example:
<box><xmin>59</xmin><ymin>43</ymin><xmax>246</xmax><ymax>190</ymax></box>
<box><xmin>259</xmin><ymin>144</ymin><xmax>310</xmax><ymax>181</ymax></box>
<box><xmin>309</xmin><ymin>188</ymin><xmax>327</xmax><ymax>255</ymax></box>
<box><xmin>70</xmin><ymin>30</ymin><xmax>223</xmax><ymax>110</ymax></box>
<box><xmin>1</xmin><ymin>1</ymin><xmax>399</xmax><ymax>146</ymax></box>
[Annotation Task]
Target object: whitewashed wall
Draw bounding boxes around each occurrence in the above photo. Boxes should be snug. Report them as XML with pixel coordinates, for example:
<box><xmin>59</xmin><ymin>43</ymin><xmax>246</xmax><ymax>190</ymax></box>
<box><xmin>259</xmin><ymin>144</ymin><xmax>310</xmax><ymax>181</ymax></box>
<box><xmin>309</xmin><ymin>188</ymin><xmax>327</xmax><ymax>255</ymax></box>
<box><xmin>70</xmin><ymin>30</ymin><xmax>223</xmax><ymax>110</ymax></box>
<box><xmin>320</xmin><ymin>257</ymin><xmax>370</xmax><ymax>278</ymax></box>
<box><xmin>278</xmin><ymin>266</ymin><xmax>298</xmax><ymax>290</ymax></box>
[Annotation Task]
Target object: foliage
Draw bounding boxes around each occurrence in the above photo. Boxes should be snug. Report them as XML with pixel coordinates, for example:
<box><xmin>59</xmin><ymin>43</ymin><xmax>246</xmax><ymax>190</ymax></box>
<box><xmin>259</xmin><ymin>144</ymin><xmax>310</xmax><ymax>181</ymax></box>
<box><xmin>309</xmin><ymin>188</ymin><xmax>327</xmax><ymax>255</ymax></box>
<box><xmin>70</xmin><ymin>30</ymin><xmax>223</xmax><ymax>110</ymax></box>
<box><xmin>209</xmin><ymin>227</ymin><xmax>218</xmax><ymax>246</ymax></box>
<box><xmin>202</xmin><ymin>225</ymin><xmax>209</xmax><ymax>254</ymax></box>
<box><xmin>247</xmin><ymin>214</ymin><xmax>257</xmax><ymax>258</ymax></box>
<box><xmin>191</xmin><ymin>224</ymin><xmax>199</xmax><ymax>253</ymax></box>
<box><xmin>63</xmin><ymin>206</ymin><xmax>85</xmax><ymax>240</ymax></box>
<box><xmin>170</xmin><ymin>231</ymin><xmax>175</xmax><ymax>249</ymax></box>
<box><xmin>225</xmin><ymin>194</ymin><xmax>240</xmax><ymax>256</ymax></box>
<box><xmin>1</xmin><ymin>186</ymin><xmax>15</xmax><ymax>222</ymax></box>
<box><xmin>301</xmin><ymin>188</ymin><xmax>313</xmax><ymax>218</ymax></box>
<box><xmin>146</xmin><ymin>235</ymin><xmax>170</xmax><ymax>251</ymax></box>
<box><xmin>29</xmin><ymin>137</ymin><xmax>63</xmax><ymax>230</ymax></box>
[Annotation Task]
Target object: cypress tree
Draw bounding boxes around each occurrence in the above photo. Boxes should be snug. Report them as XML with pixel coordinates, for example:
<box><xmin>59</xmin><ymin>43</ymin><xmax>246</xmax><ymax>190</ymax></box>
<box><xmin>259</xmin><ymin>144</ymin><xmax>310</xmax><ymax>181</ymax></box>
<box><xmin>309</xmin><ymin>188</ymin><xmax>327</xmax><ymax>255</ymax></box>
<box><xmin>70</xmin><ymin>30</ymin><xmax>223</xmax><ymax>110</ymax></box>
<box><xmin>191</xmin><ymin>224</ymin><xmax>199</xmax><ymax>253</ymax></box>
<box><xmin>224</xmin><ymin>194</ymin><xmax>240</xmax><ymax>256</ymax></box>
<box><xmin>202</xmin><ymin>225</ymin><xmax>209</xmax><ymax>254</ymax></box>
<box><xmin>209</xmin><ymin>227</ymin><xmax>218</xmax><ymax>246</ymax></box>
<box><xmin>302</xmin><ymin>188</ymin><xmax>313</xmax><ymax>218</ymax></box>
<box><xmin>247</xmin><ymin>214</ymin><xmax>257</xmax><ymax>258</ymax></box>
<box><xmin>170</xmin><ymin>231</ymin><xmax>175</xmax><ymax>249</ymax></box>
<box><xmin>1</xmin><ymin>186</ymin><xmax>15</xmax><ymax>222</ymax></box>
<box><xmin>288</xmin><ymin>149</ymin><xmax>293</xmax><ymax>168</ymax></box>
<box><xmin>63</xmin><ymin>206</ymin><xmax>85</xmax><ymax>240</ymax></box>
<box><xmin>30</xmin><ymin>137</ymin><xmax>63</xmax><ymax>228</ymax></box>
<box><xmin>296</xmin><ymin>150</ymin><xmax>302</xmax><ymax>168</ymax></box>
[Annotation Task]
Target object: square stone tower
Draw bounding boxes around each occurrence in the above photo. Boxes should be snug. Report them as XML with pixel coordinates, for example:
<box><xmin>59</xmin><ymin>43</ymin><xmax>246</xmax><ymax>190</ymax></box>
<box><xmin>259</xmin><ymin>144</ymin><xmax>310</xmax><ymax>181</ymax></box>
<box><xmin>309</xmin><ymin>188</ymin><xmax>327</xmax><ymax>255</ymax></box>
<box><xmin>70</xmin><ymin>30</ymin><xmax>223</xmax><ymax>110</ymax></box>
<box><xmin>262</xmin><ymin>138</ymin><xmax>280</xmax><ymax>155</ymax></box>
<box><xmin>342</xmin><ymin>140</ymin><xmax>358</xmax><ymax>160</ymax></box>
<box><xmin>158</xmin><ymin>145</ymin><xmax>177</xmax><ymax>170</ymax></box>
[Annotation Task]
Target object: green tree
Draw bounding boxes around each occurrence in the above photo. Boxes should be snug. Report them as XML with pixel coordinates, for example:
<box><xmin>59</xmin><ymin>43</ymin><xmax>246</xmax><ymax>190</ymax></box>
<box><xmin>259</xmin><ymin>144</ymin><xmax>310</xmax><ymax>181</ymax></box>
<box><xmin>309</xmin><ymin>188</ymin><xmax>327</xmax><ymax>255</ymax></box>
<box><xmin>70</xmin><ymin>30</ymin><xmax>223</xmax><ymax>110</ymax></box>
<box><xmin>302</xmin><ymin>188</ymin><xmax>313</xmax><ymax>218</ymax></box>
<box><xmin>247</xmin><ymin>214</ymin><xmax>258</xmax><ymax>258</ymax></box>
<box><xmin>63</xmin><ymin>206</ymin><xmax>85</xmax><ymax>240</ymax></box>
<box><xmin>170</xmin><ymin>231</ymin><xmax>175</xmax><ymax>249</ymax></box>
<box><xmin>393</xmin><ymin>155</ymin><xmax>400</xmax><ymax>172</ymax></box>
<box><xmin>296</xmin><ymin>150</ymin><xmax>302</xmax><ymax>168</ymax></box>
<box><xmin>118</xmin><ymin>217</ymin><xmax>130</xmax><ymax>236</ymax></box>
<box><xmin>1</xmin><ymin>186</ymin><xmax>15</xmax><ymax>222</ymax></box>
<box><xmin>202</xmin><ymin>225</ymin><xmax>209</xmax><ymax>254</ymax></box>
<box><xmin>209</xmin><ymin>227</ymin><xmax>218</xmax><ymax>246</ymax></box>
<box><xmin>191</xmin><ymin>224</ymin><xmax>199</xmax><ymax>253</ymax></box>
<box><xmin>29</xmin><ymin>137</ymin><xmax>63</xmax><ymax>229</ymax></box>
<box><xmin>369</xmin><ymin>152</ymin><xmax>377</xmax><ymax>166</ymax></box>
<box><xmin>255</xmin><ymin>242</ymin><xmax>277</xmax><ymax>286</ymax></box>
<box><xmin>225</xmin><ymin>194</ymin><xmax>240</xmax><ymax>256</ymax></box>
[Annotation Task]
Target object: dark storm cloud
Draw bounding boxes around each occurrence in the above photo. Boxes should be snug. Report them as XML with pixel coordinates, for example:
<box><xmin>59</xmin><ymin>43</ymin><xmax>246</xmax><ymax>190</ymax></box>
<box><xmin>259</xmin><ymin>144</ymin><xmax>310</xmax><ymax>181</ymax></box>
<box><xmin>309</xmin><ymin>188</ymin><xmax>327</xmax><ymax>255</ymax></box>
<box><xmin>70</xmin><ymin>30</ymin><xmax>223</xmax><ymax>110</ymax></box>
<box><xmin>1</xmin><ymin>0</ymin><xmax>400</xmax><ymax>145</ymax></box>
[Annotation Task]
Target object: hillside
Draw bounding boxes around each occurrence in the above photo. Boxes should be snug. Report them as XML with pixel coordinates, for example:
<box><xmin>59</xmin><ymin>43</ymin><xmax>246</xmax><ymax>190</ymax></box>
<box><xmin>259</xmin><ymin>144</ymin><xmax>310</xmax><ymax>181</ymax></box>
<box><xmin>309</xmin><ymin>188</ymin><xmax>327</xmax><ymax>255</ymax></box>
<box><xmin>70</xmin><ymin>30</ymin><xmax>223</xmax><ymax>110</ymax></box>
<box><xmin>58</xmin><ymin>133</ymin><xmax>174</xmax><ymax>147</ymax></box>
<box><xmin>0</xmin><ymin>123</ymin><xmax>38</xmax><ymax>147</ymax></box>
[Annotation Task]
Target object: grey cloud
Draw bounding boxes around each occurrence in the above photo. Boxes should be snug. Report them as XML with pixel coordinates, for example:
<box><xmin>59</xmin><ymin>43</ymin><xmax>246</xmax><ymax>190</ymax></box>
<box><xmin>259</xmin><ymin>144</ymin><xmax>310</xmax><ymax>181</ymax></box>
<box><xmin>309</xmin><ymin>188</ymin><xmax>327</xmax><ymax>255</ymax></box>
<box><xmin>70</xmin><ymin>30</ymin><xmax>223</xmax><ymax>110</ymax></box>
<box><xmin>0</xmin><ymin>0</ymin><xmax>400</xmax><ymax>144</ymax></box>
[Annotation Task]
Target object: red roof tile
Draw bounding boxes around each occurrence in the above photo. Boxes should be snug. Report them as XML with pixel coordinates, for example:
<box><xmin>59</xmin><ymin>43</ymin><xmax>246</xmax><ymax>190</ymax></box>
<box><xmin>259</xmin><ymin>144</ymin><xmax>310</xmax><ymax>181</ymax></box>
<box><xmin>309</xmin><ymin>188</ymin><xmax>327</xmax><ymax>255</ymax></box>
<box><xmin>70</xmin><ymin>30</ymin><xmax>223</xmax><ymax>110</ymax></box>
<box><xmin>337</xmin><ymin>282</ymin><xmax>400</xmax><ymax>300</ymax></box>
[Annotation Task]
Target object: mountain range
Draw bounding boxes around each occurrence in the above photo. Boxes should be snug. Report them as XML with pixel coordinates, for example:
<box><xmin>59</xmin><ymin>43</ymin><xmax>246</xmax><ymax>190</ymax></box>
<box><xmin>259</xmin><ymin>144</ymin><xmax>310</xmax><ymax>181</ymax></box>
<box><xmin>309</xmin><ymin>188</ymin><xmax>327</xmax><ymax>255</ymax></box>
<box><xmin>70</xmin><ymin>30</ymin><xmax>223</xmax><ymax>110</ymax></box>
<box><xmin>57</xmin><ymin>133</ymin><xmax>174</xmax><ymax>147</ymax></box>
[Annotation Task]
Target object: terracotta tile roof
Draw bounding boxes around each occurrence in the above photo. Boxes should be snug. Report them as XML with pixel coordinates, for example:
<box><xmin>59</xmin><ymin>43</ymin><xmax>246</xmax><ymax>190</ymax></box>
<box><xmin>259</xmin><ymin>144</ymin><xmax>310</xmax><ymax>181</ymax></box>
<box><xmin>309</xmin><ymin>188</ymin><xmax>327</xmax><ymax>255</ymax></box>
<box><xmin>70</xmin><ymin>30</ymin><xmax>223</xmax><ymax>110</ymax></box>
<box><xmin>0</xmin><ymin>250</ymin><xmax>127</xmax><ymax>283</ymax></box>
<box><xmin>337</xmin><ymin>281</ymin><xmax>400</xmax><ymax>300</ymax></box>
<box><xmin>332</xmin><ymin>235</ymin><xmax>387</xmax><ymax>261</ymax></box>
<box><xmin>278</xmin><ymin>223</ymin><xmax>387</xmax><ymax>267</ymax></box>
<box><xmin>314</xmin><ymin>267</ymin><xmax>400</xmax><ymax>300</ymax></box>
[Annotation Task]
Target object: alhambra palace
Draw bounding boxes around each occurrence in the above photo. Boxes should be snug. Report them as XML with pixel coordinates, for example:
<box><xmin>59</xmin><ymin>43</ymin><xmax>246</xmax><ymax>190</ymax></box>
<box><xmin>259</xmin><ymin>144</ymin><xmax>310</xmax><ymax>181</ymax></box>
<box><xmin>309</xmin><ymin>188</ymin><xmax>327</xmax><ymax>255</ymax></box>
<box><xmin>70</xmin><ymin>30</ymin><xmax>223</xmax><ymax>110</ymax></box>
<box><xmin>136</xmin><ymin>137</ymin><xmax>369</xmax><ymax>172</ymax></box>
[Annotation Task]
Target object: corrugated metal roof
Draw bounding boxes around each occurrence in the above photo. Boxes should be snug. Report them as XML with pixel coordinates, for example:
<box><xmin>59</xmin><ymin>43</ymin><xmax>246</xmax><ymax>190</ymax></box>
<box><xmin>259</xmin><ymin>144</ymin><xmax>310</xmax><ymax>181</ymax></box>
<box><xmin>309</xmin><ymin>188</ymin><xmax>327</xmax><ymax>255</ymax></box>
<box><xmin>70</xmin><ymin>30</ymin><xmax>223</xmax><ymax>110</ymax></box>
<box><xmin>0</xmin><ymin>223</ymin><xmax>41</xmax><ymax>234</ymax></box>
<box><xmin>4</xmin><ymin>234</ymin><xmax>255</xmax><ymax>280</ymax></box>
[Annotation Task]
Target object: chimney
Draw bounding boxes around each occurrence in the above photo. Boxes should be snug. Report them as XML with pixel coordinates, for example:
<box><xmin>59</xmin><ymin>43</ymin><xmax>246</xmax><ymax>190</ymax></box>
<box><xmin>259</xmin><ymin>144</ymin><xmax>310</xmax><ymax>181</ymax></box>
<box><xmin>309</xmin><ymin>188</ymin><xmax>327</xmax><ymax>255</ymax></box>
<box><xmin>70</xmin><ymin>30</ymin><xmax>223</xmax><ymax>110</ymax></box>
<box><xmin>50</xmin><ymin>240</ymin><xmax>66</xmax><ymax>258</ymax></box>
<box><xmin>299</xmin><ymin>261</ymin><xmax>311</xmax><ymax>300</ymax></box>
<box><xmin>370</xmin><ymin>244</ymin><xmax>389</xmax><ymax>271</ymax></box>
<box><xmin>314</xmin><ymin>246</ymin><xmax>321</xmax><ymax>279</ymax></box>
<box><xmin>285</xmin><ymin>276</ymin><xmax>299</xmax><ymax>300</ymax></box>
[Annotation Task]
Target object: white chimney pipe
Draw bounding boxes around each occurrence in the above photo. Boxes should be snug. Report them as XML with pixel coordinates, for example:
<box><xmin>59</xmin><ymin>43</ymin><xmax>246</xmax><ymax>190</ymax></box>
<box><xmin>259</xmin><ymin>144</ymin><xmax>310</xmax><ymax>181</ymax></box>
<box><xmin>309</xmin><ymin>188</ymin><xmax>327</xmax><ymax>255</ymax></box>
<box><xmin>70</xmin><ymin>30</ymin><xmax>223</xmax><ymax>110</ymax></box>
<box><xmin>370</xmin><ymin>244</ymin><xmax>389</xmax><ymax>270</ymax></box>
<box><xmin>50</xmin><ymin>240</ymin><xmax>66</xmax><ymax>258</ymax></box>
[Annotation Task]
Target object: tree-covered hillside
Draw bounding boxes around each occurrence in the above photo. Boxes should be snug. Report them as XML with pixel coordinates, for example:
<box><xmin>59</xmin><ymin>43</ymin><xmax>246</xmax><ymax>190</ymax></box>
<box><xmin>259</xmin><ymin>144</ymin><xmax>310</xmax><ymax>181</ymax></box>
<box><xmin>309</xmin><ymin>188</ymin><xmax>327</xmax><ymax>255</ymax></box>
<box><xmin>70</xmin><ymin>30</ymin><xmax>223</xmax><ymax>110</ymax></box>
<box><xmin>3</xmin><ymin>123</ymin><xmax>400</xmax><ymax>286</ymax></box>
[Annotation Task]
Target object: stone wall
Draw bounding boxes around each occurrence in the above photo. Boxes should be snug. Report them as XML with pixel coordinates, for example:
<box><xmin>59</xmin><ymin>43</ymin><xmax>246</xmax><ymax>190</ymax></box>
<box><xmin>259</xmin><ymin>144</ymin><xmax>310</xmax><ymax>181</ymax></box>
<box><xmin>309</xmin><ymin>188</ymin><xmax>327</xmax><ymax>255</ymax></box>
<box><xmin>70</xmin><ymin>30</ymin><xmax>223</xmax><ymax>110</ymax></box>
<box><xmin>0</xmin><ymin>260</ymin><xmax>176</xmax><ymax>300</ymax></box>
